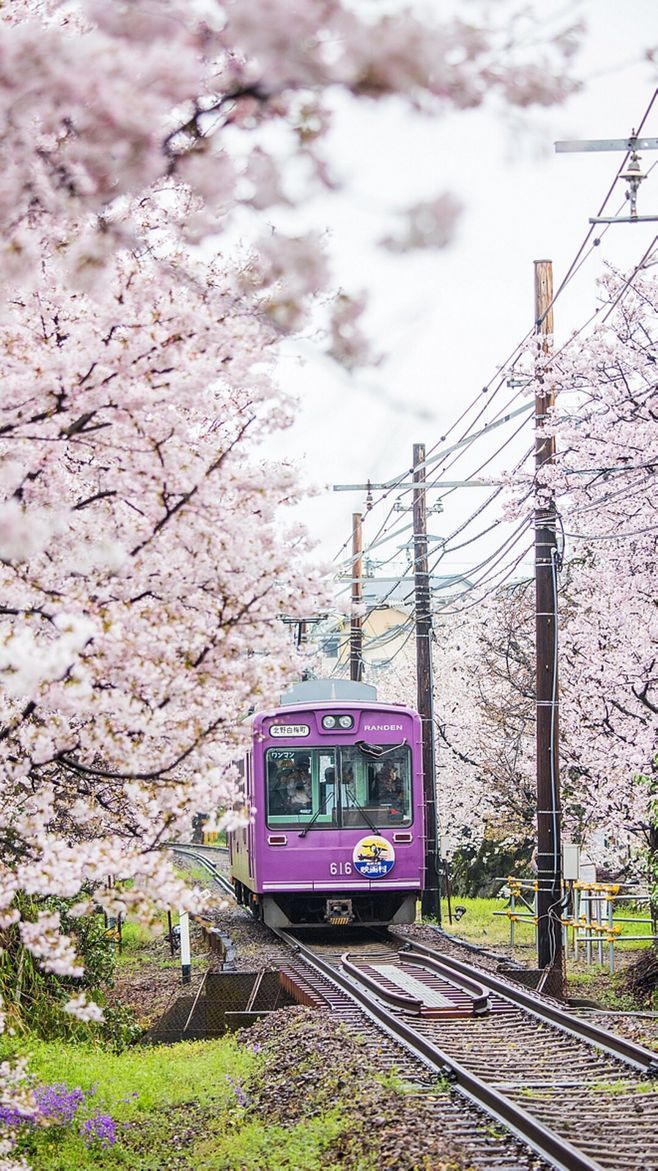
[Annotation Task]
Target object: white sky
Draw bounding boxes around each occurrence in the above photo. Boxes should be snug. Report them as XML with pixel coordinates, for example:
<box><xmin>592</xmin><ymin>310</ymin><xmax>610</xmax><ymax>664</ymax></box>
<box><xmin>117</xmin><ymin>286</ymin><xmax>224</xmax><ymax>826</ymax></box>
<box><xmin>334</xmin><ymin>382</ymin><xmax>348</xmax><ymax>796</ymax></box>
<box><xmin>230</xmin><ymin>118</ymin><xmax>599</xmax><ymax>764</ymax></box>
<box><xmin>273</xmin><ymin>0</ymin><xmax>657</xmax><ymax>594</ymax></box>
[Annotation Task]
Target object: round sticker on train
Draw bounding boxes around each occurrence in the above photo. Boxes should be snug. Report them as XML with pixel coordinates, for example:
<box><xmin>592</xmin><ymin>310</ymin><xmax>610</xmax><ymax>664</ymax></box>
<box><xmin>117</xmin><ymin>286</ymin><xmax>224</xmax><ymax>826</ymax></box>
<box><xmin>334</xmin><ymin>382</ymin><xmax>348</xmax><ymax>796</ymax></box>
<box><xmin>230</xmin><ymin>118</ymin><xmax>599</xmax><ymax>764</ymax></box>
<box><xmin>352</xmin><ymin>836</ymin><xmax>395</xmax><ymax>879</ymax></box>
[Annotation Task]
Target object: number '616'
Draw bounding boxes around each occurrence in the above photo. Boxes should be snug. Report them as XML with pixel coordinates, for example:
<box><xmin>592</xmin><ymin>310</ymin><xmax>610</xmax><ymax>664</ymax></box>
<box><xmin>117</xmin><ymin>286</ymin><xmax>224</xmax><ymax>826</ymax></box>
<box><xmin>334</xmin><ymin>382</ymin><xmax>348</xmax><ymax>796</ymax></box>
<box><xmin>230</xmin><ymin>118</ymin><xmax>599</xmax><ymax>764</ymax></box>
<box><xmin>329</xmin><ymin>861</ymin><xmax>352</xmax><ymax>875</ymax></box>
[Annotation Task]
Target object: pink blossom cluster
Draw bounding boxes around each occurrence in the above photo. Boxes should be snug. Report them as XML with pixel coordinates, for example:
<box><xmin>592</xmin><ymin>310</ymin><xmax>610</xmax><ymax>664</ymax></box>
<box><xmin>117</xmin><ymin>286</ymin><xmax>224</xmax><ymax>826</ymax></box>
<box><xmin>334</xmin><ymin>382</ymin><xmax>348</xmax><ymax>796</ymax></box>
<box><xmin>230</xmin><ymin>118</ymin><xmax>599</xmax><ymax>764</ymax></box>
<box><xmin>0</xmin><ymin>249</ymin><xmax>332</xmax><ymax>974</ymax></box>
<box><xmin>0</xmin><ymin>0</ymin><xmax>580</xmax><ymax>292</ymax></box>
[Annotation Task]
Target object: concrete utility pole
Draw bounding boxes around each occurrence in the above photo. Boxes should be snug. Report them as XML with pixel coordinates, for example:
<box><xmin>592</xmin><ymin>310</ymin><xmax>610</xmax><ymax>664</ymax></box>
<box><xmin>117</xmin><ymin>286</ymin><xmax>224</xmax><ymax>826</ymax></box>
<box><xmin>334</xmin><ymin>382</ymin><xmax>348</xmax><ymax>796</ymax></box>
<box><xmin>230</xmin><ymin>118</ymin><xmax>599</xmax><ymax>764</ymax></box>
<box><xmin>534</xmin><ymin>260</ymin><xmax>563</xmax><ymax>978</ymax></box>
<box><xmin>413</xmin><ymin>444</ymin><xmax>441</xmax><ymax>922</ymax></box>
<box><xmin>350</xmin><ymin>511</ymin><xmax>363</xmax><ymax>682</ymax></box>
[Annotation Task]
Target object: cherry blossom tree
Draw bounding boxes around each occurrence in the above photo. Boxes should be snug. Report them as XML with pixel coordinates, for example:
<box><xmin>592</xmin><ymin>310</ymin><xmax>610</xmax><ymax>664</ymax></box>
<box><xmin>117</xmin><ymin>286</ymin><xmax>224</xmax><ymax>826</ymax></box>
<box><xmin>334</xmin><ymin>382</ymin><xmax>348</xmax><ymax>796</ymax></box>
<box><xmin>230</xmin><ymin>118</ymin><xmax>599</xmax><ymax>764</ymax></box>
<box><xmin>535</xmin><ymin>261</ymin><xmax>658</xmax><ymax>882</ymax></box>
<box><xmin>0</xmin><ymin>0</ymin><xmax>581</xmax><ymax>970</ymax></box>
<box><xmin>1</xmin><ymin>0</ymin><xmax>580</xmax><ymax>293</ymax></box>
<box><xmin>421</xmin><ymin>261</ymin><xmax>658</xmax><ymax>886</ymax></box>
<box><xmin>0</xmin><ymin>244</ymin><xmax>329</xmax><ymax>912</ymax></box>
<box><xmin>0</xmin><ymin>7</ymin><xmax>584</xmax><ymax>1152</ymax></box>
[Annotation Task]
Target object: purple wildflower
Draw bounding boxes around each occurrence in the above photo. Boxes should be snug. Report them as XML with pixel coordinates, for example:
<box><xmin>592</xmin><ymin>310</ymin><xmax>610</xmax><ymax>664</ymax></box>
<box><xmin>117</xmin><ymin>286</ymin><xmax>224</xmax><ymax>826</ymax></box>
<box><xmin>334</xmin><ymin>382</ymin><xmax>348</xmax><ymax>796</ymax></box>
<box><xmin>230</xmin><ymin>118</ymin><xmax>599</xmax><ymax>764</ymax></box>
<box><xmin>34</xmin><ymin>1083</ymin><xmax>85</xmax><ymax>1125</ymax></box>
<box><xmin>0</xmin><ymin>1104</ymin><xmax>34</xmax><ymax>1130</ymax></box>
<box><xmin>81</xmin><ymin>1112</ymin><xmax>116</xmax><ymax>1148</ymax></box>
<box><xmin>225</xmin><ymin>1074</ymin><xmax>248</xmax><ymax>1107</ymax></box>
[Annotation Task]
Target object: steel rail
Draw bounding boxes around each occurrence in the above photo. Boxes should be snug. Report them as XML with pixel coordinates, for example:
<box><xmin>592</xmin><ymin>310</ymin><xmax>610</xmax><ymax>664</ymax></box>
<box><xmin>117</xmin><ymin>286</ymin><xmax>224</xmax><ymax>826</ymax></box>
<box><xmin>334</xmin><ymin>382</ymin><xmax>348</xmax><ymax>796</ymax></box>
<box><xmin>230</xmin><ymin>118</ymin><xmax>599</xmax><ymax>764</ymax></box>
<box><xmin>170</xmin><ymin>845</ymin><xmax>235</xmax><ymax>900</ymax></box>
<box><xmin>340</xmin><ymin>953</ymin><xmax>426</xmax><ymax>1014</ymax></box>
<box><xmin>403</xmin><ymin>949</ymin><xmax>491</xmax><ymax>1015</ymax></box>
<box><xmin>273</xmin><ymin>928</ymin><xmax>604</xmax><ymax>1171</ymax></box>
<box><xmin>392</xmin><ymin>931</ymin><xmax>658</xmax><ymax>1077</ymax></box>
<box><xmin>170</xmin><ymin>841</ymin><xmax>229</xmax><ymax>855</ymax></box>
<box><xmin>342</xmin><ymin>949</ymin><xmax>491</xmax><ymax>1016</ymax></box>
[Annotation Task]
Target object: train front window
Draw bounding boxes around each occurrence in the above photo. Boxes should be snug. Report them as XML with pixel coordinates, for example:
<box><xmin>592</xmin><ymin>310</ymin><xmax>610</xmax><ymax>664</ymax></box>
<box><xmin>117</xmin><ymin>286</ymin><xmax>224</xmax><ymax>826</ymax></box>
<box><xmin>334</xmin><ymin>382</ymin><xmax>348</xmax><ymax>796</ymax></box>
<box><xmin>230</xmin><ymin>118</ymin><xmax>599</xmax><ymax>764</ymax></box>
<box><xmin>265</xmin><ymin>744</ymin><xmax>412</xmax><ymax>829</ymax></box>
<box><xmin>341</xmin><ymin>745</ymin><xmax>412</xmax><ymax>828</ymax></box>
<box><xmin>266</xmin><ymin>748</ymin><xmax>336</xmax><ymax>826</ymax></box>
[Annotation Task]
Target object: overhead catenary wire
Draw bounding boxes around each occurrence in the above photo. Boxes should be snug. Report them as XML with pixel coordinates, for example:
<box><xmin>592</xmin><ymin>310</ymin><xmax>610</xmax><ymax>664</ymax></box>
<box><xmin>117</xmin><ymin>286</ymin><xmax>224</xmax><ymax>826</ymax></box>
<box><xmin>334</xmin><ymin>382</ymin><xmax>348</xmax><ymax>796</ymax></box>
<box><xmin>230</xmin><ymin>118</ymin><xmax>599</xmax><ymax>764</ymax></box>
<box><xmin>332</xmin><ymin>106</ymin><xmax>655</xmax><ymax>585</ymax></box>
<box><xmin>340</xmin><ymin>514</ymin><xmax>535</xmax><ymax>658</ymax></box>
<box><xmin>425</xmin><ymin>250</ymin><xmax>657</xmax><ymax>578</ymax></box>
<box><xmin>562</xmin><ymin>522</ymin><xmax>658</xmax><ymax>541</ymax></box>
<box><xmin>334</xmin><ymin>410</ymin><xmax>536</xmax><ymax>597</ymax></box>
<box><xmin>343</xmin><ymin>93</ymin><xmax>658</xmax><ymax>547</ymax></box>
<box><xmin>327</xmin><ymin>93</ymin><xmax>658</xmax><ymax>673</ymax></box>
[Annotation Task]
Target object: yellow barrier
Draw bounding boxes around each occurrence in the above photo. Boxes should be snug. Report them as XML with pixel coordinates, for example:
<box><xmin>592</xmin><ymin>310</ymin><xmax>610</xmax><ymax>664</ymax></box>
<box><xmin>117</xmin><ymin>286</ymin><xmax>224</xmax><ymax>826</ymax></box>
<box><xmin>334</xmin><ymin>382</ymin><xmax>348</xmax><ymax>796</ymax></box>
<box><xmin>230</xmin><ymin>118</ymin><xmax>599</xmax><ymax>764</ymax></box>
<box><xmin>493</xmin><ymin>876</ymin><xmax>655</xmax><ymax>969</ymax></box>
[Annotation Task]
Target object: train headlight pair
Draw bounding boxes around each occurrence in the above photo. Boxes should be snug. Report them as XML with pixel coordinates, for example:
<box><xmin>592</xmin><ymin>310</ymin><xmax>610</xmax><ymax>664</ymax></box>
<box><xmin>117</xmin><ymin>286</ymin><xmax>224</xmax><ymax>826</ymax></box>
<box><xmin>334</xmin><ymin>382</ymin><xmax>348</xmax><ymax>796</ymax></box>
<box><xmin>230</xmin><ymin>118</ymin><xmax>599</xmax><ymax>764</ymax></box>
<box><xmin>322</xmin><ymin>714</ymin><xmax>354</xmax><ymax>730</ymax></box>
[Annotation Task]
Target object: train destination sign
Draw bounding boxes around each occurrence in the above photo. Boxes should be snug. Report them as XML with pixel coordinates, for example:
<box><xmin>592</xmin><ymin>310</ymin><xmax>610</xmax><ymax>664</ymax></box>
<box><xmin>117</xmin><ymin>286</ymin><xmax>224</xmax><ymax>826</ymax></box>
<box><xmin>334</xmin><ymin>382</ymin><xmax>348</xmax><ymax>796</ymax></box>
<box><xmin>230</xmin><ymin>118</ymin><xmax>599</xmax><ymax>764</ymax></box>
<box><xmin>269</xmin><ymin>724</ymin><xmax>310</xmax><ymax>738</ymax></box>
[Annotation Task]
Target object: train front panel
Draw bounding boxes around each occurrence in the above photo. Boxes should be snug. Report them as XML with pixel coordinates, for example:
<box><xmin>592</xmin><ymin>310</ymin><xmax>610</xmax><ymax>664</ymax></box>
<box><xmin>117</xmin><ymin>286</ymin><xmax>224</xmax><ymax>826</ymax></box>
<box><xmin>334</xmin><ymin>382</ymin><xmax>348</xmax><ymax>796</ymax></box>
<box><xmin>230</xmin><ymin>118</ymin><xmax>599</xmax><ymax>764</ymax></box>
<box><xmin>248</xmin><ymin>701</ymin><xmax>424</xmax><ymax>926</ymax></box>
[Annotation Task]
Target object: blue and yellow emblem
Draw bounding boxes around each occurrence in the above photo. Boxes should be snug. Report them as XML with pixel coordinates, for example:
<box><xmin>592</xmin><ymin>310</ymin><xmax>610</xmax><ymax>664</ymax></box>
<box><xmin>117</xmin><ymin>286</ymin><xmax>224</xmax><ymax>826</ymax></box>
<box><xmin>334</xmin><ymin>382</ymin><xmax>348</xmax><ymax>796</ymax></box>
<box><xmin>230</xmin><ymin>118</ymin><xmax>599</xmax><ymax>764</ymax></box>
<box><xmin>352</xmin><ymin>835</ymin><xmax>395</xmax><ymax>879</ymax></box>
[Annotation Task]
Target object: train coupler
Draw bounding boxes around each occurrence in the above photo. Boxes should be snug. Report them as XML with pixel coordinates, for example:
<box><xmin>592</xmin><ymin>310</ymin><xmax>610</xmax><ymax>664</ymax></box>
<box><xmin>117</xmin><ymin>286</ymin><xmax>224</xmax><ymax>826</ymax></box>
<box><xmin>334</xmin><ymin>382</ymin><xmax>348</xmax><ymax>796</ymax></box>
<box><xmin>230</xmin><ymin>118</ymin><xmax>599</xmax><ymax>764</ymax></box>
<box><xmin>325</xmin><ymin>898</ymin><xmax>354</xmax><ymax>926</ymax></box>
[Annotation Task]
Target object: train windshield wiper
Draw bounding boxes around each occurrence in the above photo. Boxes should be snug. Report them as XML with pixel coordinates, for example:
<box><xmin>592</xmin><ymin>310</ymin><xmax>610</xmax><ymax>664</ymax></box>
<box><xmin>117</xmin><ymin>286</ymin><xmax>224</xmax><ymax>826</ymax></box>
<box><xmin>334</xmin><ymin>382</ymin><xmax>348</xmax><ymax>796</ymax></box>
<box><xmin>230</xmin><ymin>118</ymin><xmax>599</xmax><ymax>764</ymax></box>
<box><xmin>344</xmin><ymin>786</ymin><xmax>379</xmax><ymax>834</ymax></box>
<box><xmin>298</xmin><ymin>789</ymin><xmax>333</xmax><ymax>838</ymax></box>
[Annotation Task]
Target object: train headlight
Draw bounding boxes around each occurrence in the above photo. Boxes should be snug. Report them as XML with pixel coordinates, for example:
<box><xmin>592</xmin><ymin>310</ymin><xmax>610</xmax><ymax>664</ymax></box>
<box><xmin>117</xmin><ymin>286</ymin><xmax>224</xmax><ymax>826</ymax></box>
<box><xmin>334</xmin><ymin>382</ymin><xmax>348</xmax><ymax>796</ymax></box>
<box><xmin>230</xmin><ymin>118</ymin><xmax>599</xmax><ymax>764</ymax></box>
<box><xmin>322</xmin><ymin>714</ymin><xmax>354</xmax><ymax>731</ymax></box>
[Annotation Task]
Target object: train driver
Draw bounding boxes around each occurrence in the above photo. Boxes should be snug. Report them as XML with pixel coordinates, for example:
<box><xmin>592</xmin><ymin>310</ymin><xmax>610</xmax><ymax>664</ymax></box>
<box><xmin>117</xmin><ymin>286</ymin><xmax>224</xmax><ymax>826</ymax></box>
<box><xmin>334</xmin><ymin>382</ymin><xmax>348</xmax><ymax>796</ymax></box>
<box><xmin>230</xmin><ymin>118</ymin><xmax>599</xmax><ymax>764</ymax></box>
<box><xmin>373</xmin><ymin>761</ymin><xmax>406</xmax><ymax>811</ymax></box>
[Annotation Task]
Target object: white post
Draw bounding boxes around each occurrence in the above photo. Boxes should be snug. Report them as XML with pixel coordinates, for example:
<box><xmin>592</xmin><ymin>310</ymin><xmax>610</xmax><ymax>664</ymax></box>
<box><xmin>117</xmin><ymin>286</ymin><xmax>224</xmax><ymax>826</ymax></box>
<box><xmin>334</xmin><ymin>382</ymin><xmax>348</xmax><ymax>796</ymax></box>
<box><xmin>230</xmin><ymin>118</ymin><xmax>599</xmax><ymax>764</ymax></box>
<box><xmin>180</xmin><ymin>911</ymin><xmax>191</xmax><ymax>985</ymax></box>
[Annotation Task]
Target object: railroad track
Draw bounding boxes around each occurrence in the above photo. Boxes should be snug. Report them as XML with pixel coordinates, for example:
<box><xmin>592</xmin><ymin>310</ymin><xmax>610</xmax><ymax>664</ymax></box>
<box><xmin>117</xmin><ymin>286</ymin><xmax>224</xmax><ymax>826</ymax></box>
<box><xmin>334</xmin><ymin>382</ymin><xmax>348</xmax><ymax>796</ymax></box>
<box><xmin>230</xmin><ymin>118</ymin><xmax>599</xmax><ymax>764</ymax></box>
<box><xmin>275</xmin><ymin>926</ymin><xmax>658</xmax><ymax>1171</ymax></box>
<box><xmin>169</xmin><ymin>849</ymin><xmax>658</xmax><ymax>1169</ymax></box>
<box><xmin>169</xmin><ymin>843</ymin><xmax>234</xmax><ymax>899</ymax></box>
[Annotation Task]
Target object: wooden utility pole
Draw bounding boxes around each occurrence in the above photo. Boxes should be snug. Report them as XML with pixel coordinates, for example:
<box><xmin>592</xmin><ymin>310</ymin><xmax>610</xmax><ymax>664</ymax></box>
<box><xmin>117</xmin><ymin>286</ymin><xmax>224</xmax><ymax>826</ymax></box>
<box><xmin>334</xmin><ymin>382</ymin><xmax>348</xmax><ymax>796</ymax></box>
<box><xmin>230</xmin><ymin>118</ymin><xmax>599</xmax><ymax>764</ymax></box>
<box><xmin>413</xmin><ymin>444</ymin><xmax>441</xmax><ymax>922</ymax></box>
<box><xmin>350</xmin><ymin>512</ymin><xmax>363</xmax><ymax>682</ymax></box>
<box><xmin>534</xmin><ymin>260</ymin><xmax>563</xmax><ymax>977</ymax></box>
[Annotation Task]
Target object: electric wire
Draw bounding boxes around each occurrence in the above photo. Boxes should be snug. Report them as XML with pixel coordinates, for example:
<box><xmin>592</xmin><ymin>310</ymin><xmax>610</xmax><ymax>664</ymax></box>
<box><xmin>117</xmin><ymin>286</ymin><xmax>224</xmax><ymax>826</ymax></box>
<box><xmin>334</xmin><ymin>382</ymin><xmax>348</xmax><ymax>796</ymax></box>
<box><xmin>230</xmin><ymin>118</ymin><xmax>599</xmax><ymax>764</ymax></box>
<box><xmin>565</xmin><ymin>474</ymin><xmax>654</xmax><ymax>518</ymax></box>
<box><xmin>334</xmin><ymin>412</ymin><xmax>536</xmax><ymax>612</ymax></box>
<box><xmin>562</xmin><ymin>522</ymin><xmax>658</xmax><ymax>541</ymax></box>
<box><xmin>329</xmin><ymin>93</ymin><xmax>658</xmax><ymax>681</ymax></box>
<box><xmin>356</xmin><ymin>125</ymin><xmax>657</xmax><ymax>528</ymax></box>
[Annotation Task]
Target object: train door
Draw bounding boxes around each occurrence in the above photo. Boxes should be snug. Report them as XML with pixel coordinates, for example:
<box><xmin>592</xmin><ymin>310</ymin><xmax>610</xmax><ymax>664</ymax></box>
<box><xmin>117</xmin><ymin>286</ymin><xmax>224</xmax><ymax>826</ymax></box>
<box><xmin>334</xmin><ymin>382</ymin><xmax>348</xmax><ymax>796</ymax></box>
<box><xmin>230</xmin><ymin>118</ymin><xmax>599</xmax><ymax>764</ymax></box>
<box><xmin>245</xmin><ymin>751</ymin><xmax>254</xmax><ymax>879</ymax></box>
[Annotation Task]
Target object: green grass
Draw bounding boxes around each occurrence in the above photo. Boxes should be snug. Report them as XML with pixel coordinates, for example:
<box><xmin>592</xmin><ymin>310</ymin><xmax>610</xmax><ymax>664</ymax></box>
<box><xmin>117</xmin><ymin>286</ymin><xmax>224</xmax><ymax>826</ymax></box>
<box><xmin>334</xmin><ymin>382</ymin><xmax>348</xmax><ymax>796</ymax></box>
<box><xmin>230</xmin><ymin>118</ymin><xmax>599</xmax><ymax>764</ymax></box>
<box><xmin>1</xmin><ymin>901</ymin><xmax>358</xmax><ymax>1171</ymax></box>
<box><xmin>193</xmin><ymin>1109</ymin><xmax>346</xmax><ymax>1170</ymax></box>
<box><xmin>439</xmin><ymin>895</ymin><xmax>536</xmax><ymax>950</ymax></box>
<box><xmin>5</xmin><ymin>1036</ymin><xmax>260</xmax><ymax>1170</ymax></box>
<box><xmin>117</xmin><ymin>919</ymin><xmax>162</xmax><ymax>956</ymax></box>
<box><xmin>566</xmin><ymin>967</ymin><xmax>649</xmax><ymax>1010</ymax></box>
<box><xmin>175</xmin><ymin>860</ymin><xmax>215</xmax><ymax>884</ymax></box>
<box><xmin>2</xmin><ymin>1036</ymin><xmax>353</xmax><ymax>1170</ymax></box>
<box><xmin>115</xmin><ymin>916</ymin><xmax>204</xmax><ymax>972</ymax></box>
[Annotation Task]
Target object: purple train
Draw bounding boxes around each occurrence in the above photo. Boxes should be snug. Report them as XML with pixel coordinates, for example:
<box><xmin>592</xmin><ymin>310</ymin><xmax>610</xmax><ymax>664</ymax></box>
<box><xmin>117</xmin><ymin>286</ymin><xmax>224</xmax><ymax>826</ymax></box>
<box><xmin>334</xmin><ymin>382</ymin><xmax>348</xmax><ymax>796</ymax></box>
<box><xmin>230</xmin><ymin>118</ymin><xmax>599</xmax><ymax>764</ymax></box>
<box><xmin>229</xmin><ymin>679</ymin><xmax>425</xmax><ymax>927</ymax></box>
